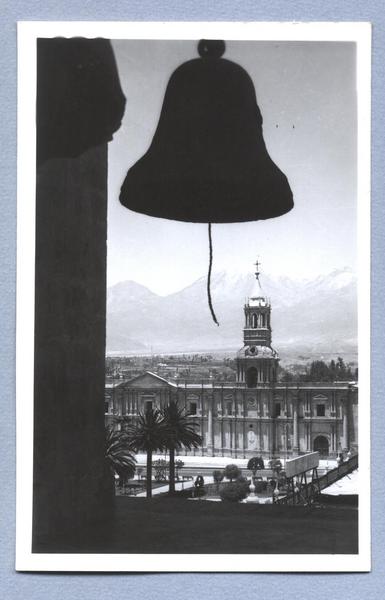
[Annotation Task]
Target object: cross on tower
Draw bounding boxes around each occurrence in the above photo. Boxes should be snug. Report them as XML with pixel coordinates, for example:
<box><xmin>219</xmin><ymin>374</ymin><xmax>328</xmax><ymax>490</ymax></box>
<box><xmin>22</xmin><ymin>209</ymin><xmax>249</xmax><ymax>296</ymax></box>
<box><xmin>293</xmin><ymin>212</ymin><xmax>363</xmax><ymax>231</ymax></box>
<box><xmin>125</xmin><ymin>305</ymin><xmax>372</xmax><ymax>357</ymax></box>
<box><xmin>254</xmin><ymin>258</ymin><xmax>261</xmax><ymax>280</ymax></box>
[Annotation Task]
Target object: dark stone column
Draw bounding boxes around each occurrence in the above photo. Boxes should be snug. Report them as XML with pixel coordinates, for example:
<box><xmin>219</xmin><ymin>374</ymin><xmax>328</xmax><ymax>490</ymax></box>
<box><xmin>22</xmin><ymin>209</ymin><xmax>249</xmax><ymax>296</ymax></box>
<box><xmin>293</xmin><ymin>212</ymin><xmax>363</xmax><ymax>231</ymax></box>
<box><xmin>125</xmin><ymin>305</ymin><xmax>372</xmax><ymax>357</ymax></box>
<box><xmin>32</xmin><ymin>38</ymin><xmax>125</xmax><ymax>547</ymax></box>
<box><xmin>33</xmin><ymin>146</ymin><xmax>113</xmax><ymax>542</ymax></box>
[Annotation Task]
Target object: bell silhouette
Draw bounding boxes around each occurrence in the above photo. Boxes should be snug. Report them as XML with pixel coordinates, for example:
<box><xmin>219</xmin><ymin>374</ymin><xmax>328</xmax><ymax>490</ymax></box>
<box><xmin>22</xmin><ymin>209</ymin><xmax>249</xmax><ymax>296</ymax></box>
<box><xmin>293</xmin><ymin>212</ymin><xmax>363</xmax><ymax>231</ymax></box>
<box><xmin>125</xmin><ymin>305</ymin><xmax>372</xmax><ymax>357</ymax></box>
<box><xmin>120</xmin><ymin>39</ymin><xmax>293</xmax><ymax>223</ymax></box>
<box><xmin>120</xmin><ymin>40</ymin><xmax>294</xmax><ymax>325</ymax></box>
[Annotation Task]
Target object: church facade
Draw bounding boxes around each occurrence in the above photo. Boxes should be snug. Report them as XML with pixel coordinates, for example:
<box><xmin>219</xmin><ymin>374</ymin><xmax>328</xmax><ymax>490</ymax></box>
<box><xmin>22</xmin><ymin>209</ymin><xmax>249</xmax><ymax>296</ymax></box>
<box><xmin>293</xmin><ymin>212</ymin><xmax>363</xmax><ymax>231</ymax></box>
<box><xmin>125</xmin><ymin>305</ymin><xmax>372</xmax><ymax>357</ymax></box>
<box><xmin>105</xmin><ymin>273</ymin><xmax>358</xmax><ymax>459</ymax></box>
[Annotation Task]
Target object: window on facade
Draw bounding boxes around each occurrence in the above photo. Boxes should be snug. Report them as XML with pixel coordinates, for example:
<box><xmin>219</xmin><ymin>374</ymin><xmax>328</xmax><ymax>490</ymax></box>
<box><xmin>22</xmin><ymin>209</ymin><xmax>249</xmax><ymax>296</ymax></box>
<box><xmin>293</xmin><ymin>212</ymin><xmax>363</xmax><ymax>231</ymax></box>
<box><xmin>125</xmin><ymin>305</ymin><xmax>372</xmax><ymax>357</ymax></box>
<box><xmin>246</xmin><ymin>367</ymin><xmax>258</xmax><ymax>388</ymax></box>
<box><xmin>189</xmin><ymin>402</ymin><xmax>197</xmax><ymax>415</ymax></box>
<box><xmin>226</xmin><ymin>401</ymin><xmax>232</xmax><ymax>416</ymax></box>
<box><xmin>274</xmin><ymin>403</ymin><xmax>281</xmax><ymax>418</ymax></box>
<box><xmin>104</xmin><ymin>401</ymin><xmax>109</xmax><ymax>414</ymax></box>
<box><xmin>145</xmin><ymin>400</ymin><xmax>153</xmax><ymax>412</ymax></box>
<box><xmin>316</xmin><ymin>404</ymin><xmax>326</xmax><ymax>417</ymax></box>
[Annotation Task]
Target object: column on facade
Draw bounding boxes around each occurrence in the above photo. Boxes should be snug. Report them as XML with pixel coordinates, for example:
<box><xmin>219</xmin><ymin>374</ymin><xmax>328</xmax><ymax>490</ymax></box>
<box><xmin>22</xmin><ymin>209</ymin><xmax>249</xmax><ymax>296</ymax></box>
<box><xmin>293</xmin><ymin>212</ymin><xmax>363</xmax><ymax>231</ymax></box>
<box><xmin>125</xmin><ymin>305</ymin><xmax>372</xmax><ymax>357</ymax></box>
<box><xmin>342</xmin><ymin>398</ymin><xmax>349</xmax><ymax>451</ymax></box>
<box><xmin>207</xmin><ymin>396</ymin><xmax>214</xmax><ymax>456</ymax></box>
<box><xmin>233</xmin><ymin>393</ymin><xmax>237</xmax><ymax>457</ymax></box>
<box><xmin>233</xmin><ymin>420</ymin><xmax>237</xmax><ymax>457</ymax></box>
<box><xmin>242</xmin><ymin>392</ymin><xmax>247</xmax><ymax>458</ymax></box>
<box><xmin>292</xmin><ymin>396</ymin><xmax>299</xmax><ymax>454</ymax></box>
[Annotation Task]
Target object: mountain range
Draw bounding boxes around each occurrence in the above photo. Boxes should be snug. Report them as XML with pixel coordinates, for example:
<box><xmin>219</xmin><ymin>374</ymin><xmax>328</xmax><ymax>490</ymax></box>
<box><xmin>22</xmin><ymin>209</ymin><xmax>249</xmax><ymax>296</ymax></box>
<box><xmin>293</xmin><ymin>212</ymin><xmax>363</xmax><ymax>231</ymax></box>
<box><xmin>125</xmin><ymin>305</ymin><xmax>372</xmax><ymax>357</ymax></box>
<box><xmin>106</xmin><ymin>268</ymin><xmax>357</xmax><ymax>359</ymax></box>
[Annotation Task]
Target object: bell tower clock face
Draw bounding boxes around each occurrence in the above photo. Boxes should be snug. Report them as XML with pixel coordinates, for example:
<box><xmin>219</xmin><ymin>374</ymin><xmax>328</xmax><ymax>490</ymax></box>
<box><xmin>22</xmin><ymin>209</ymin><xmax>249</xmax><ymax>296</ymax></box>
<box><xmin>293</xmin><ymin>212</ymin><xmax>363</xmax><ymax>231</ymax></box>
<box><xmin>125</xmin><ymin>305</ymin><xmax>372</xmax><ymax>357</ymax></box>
<box><xmin>250</xmin><ymin>346</ymin><xmax>256</xmax><ymax>354</ymax></box>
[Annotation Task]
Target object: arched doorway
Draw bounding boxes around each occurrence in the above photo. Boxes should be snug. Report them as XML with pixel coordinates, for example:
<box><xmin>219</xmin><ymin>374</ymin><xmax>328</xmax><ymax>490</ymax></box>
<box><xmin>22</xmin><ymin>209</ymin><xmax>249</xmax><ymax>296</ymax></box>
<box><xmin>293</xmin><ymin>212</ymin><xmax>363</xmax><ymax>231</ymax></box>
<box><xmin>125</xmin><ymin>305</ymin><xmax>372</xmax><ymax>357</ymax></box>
<box><xmin>246</xmin><ymin>367</ymin><xmax>258</xmax><ymax>388</ymax></box>
<box><xmin>313</xmin><ymin>435</ymin><xmax>329</xmax><ymax>457</ymax></box>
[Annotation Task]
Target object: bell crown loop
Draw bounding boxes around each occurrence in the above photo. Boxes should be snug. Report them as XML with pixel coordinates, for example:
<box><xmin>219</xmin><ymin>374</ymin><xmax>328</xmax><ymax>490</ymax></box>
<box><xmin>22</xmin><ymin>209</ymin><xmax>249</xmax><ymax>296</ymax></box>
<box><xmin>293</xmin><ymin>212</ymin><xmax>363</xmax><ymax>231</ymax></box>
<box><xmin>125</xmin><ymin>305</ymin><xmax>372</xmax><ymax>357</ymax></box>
<box><xmin>198</xmin><ymin>39</ymin><xmax>226</xmax><ymax>59</ymax></box>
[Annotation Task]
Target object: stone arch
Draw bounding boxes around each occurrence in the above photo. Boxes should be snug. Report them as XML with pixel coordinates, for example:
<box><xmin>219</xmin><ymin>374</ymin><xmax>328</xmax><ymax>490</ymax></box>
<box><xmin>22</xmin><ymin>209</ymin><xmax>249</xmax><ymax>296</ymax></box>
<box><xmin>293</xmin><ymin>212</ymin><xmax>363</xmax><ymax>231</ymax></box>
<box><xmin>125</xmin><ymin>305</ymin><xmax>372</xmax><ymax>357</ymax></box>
<box><xmin>313</xmin><ymin>435</ymin><xmax>329</xmax><ymax>457</ymax></box>
<box><xmin>246</xmin><ymin>367</ymin><xmax>258</xmax><ymax>388</ymax></box>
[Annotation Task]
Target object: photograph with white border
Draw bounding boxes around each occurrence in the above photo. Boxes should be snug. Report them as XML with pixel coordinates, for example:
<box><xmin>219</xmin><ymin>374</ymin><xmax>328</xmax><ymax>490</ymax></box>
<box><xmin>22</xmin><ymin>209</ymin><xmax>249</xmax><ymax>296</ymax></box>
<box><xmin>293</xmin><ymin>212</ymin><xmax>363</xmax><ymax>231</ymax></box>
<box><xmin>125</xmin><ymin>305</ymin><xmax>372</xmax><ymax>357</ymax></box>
<box><xmin>16</xmin><ymin>21</ymin><xmax>371</xmax><ymax>572</ymax></box>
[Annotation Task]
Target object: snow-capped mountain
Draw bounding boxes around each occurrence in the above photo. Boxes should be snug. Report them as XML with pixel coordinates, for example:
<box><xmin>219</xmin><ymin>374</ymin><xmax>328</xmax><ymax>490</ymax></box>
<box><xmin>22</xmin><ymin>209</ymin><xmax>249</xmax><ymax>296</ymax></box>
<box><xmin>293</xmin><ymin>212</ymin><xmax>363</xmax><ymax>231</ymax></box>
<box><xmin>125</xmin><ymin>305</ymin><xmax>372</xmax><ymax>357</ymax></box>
<box><xmin>106</xmin><ymin>267</ymin><xmax>357</xmax><ymax>357</ymax></box>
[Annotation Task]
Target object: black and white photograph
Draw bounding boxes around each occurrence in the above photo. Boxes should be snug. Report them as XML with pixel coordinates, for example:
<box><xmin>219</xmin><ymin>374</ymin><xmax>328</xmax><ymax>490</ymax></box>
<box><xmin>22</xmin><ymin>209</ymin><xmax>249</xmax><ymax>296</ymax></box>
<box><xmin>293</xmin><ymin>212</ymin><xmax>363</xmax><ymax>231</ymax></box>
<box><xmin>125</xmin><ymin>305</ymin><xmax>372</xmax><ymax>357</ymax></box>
<box><xmin>16</xmin><ymin>21</ymin><xmax>371</xmax><ymax>571</ymax></box>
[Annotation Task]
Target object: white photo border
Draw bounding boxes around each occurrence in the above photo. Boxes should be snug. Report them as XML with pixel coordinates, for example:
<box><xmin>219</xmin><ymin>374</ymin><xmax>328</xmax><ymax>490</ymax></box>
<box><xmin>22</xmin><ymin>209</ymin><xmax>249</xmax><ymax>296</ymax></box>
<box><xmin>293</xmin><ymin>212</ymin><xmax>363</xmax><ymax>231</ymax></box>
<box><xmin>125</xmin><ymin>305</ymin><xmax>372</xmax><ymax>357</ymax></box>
<box><xmin>16</xmin><ymin>20</ymin><xmax>371</xmax><ymax>572</ymax></box>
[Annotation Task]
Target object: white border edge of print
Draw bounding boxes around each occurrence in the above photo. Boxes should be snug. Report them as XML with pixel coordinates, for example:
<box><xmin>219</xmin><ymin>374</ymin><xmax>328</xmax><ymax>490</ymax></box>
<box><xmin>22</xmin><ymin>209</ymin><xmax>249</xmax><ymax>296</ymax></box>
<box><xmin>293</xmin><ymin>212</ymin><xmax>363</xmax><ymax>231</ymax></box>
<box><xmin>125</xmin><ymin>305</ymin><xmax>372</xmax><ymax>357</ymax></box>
<box><xmin>15</xmin><ymin>20</ymin><xmax>371</xmax><ymax>573</ymax></box>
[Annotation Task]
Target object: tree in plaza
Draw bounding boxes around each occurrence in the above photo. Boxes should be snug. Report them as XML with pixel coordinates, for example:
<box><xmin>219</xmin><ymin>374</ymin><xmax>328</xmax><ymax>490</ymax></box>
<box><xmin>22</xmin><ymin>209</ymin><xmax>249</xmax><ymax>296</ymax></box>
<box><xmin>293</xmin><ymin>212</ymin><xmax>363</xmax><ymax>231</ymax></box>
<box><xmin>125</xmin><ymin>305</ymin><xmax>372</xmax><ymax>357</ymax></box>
<box><xmin>161</xmin><ymin>400</ymin><xmax>202</xmax><ymax>495</ymax></box>
<box><xmin>213</xmin><ymin>469</ymin><xmax>224</xmax><ymax>493</ymax></box>
<box><xmin>269</xmin><ymin>457</ymin><xmax>283</xmax><ymax>475</ymax></box>
<box><xmin>247</xmin><ymin>456</ymin><xmax>264</xmax><ymax>475</ymax></box>
<box><xmin>224</xmin><ymin>464</ymin><xmax>242</xmax><ymax>482</ymax></box>
<box><xmin>220</xmin><ymin>477</ymin><xmax>249</xmax><ymax>502</ymax></box>
<box><xmin>129</xmin><ymin>407</ymin><xmax>167</xmax><ymax>498</ymax></box>
<box><xmin>104</xmin><ymin>426</ymin><xmax>137</xmax><ymax>487</ymax></box>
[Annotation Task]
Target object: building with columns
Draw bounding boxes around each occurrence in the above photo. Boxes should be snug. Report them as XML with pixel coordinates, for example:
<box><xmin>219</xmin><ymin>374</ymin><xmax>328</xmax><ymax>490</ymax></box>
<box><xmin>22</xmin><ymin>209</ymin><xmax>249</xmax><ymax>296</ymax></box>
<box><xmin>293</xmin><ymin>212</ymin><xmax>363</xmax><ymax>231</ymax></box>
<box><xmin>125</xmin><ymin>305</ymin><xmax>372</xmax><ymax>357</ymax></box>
<box><xmin>105</xmin><ymin>268</ymin><xmax>358</xmax><ymax>459</ymax></box>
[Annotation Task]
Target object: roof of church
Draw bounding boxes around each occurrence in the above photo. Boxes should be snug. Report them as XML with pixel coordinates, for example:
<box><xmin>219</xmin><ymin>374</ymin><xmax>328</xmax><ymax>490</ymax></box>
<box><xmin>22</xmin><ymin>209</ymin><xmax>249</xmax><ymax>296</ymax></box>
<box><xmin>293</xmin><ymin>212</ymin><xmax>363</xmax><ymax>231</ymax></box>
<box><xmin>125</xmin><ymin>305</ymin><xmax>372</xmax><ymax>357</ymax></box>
<box><xmin>126</xmin><ymin>371</ymin><xmax>178</xmax><ymax>387</ymax></box>
<box><xmin>237</xmin><ymin>344</ymin><xmax>279</xmax><ymax>359</ymax></box>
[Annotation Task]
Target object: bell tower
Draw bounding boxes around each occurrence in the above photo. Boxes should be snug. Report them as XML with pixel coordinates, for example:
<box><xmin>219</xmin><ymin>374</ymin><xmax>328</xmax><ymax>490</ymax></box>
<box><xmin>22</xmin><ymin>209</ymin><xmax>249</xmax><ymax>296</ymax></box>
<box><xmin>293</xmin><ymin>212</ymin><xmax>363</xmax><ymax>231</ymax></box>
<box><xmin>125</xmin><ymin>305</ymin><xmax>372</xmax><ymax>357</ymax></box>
<box><xmin>236</xmin><ymin>260</ymin><xmax>279</xmax><ymax>387</ymax></box>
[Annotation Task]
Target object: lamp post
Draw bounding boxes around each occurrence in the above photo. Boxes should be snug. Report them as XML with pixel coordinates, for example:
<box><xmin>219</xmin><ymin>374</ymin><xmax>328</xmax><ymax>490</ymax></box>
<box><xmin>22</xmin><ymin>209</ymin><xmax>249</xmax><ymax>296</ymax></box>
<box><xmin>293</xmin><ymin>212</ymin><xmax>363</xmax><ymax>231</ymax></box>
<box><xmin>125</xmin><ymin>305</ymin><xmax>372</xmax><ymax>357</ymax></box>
<box><xmin>249</xmin><ymin>471</ymin><xmax>256</xmax><ymax>497</ymax></box>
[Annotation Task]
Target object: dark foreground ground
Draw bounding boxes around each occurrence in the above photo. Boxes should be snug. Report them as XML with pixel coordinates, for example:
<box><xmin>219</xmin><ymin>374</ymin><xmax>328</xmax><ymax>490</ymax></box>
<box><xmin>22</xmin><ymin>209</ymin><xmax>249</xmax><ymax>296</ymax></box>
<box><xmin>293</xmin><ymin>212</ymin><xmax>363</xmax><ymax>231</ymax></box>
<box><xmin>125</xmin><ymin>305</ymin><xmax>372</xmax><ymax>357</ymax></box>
<box><xmin>34</xmin><ymin>496</ymin><xmax>358</xmax><ymax>554</ymax></box>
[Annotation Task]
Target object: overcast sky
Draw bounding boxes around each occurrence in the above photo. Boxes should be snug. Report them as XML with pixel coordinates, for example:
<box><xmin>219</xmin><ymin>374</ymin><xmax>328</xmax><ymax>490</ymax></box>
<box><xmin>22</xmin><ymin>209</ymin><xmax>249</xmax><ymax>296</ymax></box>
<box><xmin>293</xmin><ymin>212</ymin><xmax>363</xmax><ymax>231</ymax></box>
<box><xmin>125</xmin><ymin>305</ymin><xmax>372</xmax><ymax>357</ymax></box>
<box><xmin>107</xmin><ymin>40</ymin><xmax>357</xmax><ymax>295</ymax></box>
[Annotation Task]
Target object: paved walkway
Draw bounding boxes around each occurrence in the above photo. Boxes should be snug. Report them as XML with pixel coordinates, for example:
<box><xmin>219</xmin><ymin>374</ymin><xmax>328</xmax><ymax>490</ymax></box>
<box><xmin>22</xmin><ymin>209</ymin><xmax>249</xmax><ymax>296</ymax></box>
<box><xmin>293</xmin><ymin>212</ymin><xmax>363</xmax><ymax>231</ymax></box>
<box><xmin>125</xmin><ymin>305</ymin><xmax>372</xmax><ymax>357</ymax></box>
<box><xmin>135</xmin><ymin>453</ymin><xmax>337</xmax><ymax>470</ymax></box>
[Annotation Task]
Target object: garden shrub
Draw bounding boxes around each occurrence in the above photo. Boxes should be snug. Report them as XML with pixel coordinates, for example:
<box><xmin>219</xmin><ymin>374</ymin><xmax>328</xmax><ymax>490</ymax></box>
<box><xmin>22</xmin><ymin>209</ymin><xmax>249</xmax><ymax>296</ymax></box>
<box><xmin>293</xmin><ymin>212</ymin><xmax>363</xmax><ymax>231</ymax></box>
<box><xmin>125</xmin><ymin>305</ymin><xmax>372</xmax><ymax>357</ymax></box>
<box><xmin>224</xmin><ymin>464</ymin><xmax>242</xmax><ymax>482</ymax></box>
<box><xmin>192</xmin><ymin>486</ymin><xmax>206</xmax><ymax>498</ymax></box>
<box><xmin>268</xmin><ymin>458</ymin><xmax>283</xmax><ymax>473</ymax></box>
<box><xmin>247</xmin><ymin>456</ymin><xmax>265</xmax><ymax>472</ymax></box>
<box><xmin>220</xmin><ymin>479</ymin><xmax>250</xmax><ymax>503</ymax></box>
<box><xmin>213</xmin><ymin>469</ymin><xmax>224</xmax><ymax>484</ymax></box>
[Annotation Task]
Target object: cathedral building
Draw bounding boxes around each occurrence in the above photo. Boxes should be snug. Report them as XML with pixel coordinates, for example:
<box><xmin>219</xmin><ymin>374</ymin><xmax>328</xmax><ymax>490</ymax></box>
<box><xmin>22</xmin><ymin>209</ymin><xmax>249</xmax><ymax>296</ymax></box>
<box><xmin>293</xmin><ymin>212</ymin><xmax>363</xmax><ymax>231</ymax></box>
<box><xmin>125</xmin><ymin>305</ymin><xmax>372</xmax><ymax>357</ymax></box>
<box><xmin>105</xmin><ymin>267</ymin><xmax>358</xmax><ymax>459</ymax></box>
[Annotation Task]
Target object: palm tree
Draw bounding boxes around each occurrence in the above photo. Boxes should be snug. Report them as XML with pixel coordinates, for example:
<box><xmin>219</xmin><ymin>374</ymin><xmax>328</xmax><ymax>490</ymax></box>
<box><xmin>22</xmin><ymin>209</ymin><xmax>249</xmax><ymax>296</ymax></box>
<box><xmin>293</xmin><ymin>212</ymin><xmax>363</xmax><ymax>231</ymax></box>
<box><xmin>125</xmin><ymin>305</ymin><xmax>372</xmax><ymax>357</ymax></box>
<box><xmin>129</xmin><ymin>407</ymin><xmax>167</xmax><ymax>498</ymax></box>
<box><xmin>162</xmin><ymin>400</ymin><xmax>202</xmax><ymax>495</ymax></box>
<box><xmin>105</xmin><ymin>426</ymin><xmax>137</xmax><ymax>487</ymax></box>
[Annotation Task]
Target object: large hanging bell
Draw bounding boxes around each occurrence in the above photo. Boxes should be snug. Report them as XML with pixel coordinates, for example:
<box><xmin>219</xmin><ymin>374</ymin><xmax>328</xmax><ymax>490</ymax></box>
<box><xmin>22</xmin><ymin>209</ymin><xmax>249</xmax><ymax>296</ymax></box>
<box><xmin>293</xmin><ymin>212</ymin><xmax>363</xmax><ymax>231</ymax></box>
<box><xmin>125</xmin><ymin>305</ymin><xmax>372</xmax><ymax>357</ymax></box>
<box><xmin>120</xmin><ymin>39</ymin><xmax>293</xmax><ymax>223</ymax></box>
